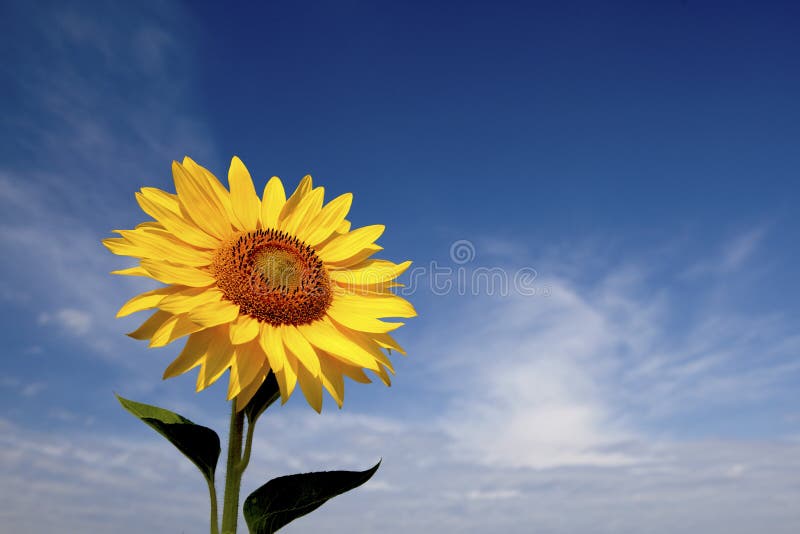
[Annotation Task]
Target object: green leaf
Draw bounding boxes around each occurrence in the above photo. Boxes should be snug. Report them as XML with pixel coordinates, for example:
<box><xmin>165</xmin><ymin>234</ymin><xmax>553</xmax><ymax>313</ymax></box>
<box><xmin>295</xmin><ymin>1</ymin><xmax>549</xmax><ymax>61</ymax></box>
<box><xmin>244</xmin><ymin>371</ymin><xmax>280</xmax><ymax>426</ymax></box>
<box><xmin>116</xmin><ymin>394</ymin><xmax>220</xmax><ymax>483</ymax></box>
<box><xmin>243</xmin><ymin>460</ymin><xmax>381</xmax><ymax>533</ymax></box>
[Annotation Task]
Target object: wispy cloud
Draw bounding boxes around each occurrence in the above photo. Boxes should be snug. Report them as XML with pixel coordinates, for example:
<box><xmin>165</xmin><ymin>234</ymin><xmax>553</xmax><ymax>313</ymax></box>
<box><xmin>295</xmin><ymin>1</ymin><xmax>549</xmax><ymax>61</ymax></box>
<box><xmin>0</xmin><ymin>1</ymin><xmax>215</xmax><ymax>368</ymax></box>
<box><xmin>682</xmin><ymin>225</ymin><xmax>769</xmax><ymax>278</ymax></box>
<box><xmin>4</xmin><ymin>410</ymin><xmax>800</xmax><ymax>534</ymax></box>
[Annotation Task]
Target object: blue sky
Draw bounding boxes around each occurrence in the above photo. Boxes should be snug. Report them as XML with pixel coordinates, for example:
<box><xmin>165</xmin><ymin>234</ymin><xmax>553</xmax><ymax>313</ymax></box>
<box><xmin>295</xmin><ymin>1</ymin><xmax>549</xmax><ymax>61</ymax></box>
<box><xmin>1</xmin><ymin>1</ymin><xmax>799</xmax><ymax>532</ymax></box>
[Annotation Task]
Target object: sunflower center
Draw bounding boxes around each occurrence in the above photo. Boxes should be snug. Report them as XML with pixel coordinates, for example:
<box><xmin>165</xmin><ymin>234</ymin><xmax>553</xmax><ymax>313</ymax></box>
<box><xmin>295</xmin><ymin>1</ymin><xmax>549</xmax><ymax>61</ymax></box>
<box><xmin>211</xmin><ymin>229</ymin><xmax>332</xmax><ymax>326</ymax></box>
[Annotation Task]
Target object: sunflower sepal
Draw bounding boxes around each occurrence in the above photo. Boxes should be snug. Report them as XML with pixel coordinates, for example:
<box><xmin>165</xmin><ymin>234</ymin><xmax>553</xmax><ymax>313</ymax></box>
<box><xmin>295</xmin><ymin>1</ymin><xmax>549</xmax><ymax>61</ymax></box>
<box><xmin>116</xmin><ymin>394</ymin><xmax>221</xmax><ymax>485</ymax></box>
<box><xmin>242</xmin><ymin>460</ymin><xmax>381</xmax><ymax>534</ymax></box>
<box><xmin>243</xmin><ymin>372</ymin><xmax>281</xmax><ymax>426</ymax></box>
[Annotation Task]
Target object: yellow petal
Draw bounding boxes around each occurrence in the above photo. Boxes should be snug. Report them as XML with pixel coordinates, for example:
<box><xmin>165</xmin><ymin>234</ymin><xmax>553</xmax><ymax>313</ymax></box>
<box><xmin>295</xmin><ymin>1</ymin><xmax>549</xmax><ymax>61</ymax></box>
<box><xmin>333</xmin><ymin>292</ymin><xmax>416</xmax><ymax>319</ymax></box>
<box><xmin>337</xmin><ymin>220</ymin><xmax>351</xmax><ymax>233</ymax></box>
<box><xmin>274</xmin><ymin>351</ymin><xmax>299</xmax><ymax>403</ymax></box>
<box><xmin>139</xmin><ymin>187</ymin><xmax>180</xmax><ymax>213</ymax></box>
<box><xmin>163</xmin><ymin>328</ymin><xmax>214</xmax><ymax>379</ymax></box>
<box><xmin>150</xmin><ymin>313</ymin><xmax>204</xmax><ymax>348</ymax></box>
<box><xmin>260</xmin><ymin>176</ymin><xmax>286</xmax><ymax>229</ymax></box>
<box><xmin>296</xmin><ymin>364</ymin><xmax>323</xmax><ymax>413</ymax></box>
<box><xmin>297</xmin><ymin>318</ymin><xmax>380</xmax><ymax>371</ymax></box>
<box><xmin>317</xmin><ymin>225</ymin><xmax>385</xmax><ymax>264</ymax></box>
<box><xmin>318</xmin><ymin>354</ymin><xmax>345</xmax><ymax>408</ymax></box>
<box><xmin>158</xmin><ymin>286</ymin><xmax>225</xmax><ymax>314</ymax></box>
<box><xmin>340</xmin><ymin>327</ymin><xmax>396</xmax><ymax>374</ymax></box>
<box><xmin>228</xmin><ymin>156</ymin><xmax>260</xmax><ymax>230</ymax></box>
<box><xmin>102</xmin><ymin>237</ymin><xmax>138</xmax><ymax>258</ymax></box>
<box><xmin>235</xmin><ymin>365</ymin><xmax>268</xmax><ymax>410</ymax></box>
<box><xmin>339</xmin><ymin>363</ymin><xmax>372</xmax><ymax>384</ymax></box>
<box><xmin>280</xmin><ymin>326</ymin><xmax>321</xmax><ymax>378</ymax></box>
<box><xmin>187</xmin><ymin>299</ymin><xmax>240</xmax><ymax>327</ymax></box>
<box><xmin>323</xmin><ymin>244</ymin><xmax>383</xmax><ymax>268</ymax></box>
<box><xmin>111</xmin><ymin>265</ymin><xmax>150</xmax><ymax>277</ymax></box>
<box><xmin>183</xmin><ymin>156</ymin><xmax>238</xmax><ymax>226</ymax></box>
<box><xmin>370</xmin><ymin>332</ymin><xmax>407</xmax><ymax>355</ymax></box>
<box><xmin>258</xmin><ymin>324</ymin><xmax>285</xmax><ymax>374</ymax></box>
<box><xmin>329</xmin><ymin>260</ymin><xmax>412</xmax><ymax>289</ymax></box>
<box><xmin>135</xmin><ymin>191</ymin><xmax>220</xmax><ymax>249</ymax></box>
<box><xmin>172</xmin><ymin>161</ymin><xmax>232</xmax><ymax>239</ymax></box>
<box><xmin>127</xmin><ymin>310</ymin><xmax>173</xmax><ymax>340</ymax></box>
<box><xmin>280</xmin><ymin>186</ymin><xmax>324</xmax><ymax>237</ymax></box>
<box><xmin>113</xmin><ymin>228</ymin><xmax>214</xmax><ymax>267</ymax></box>
<box><xmin>229</xmin><ymin>314</ymin><xmax>260</xmax><ymax>344</ymax></box>
<box><xmin>326</xmin><ymin>298</ymin><xmax>404</xmax><ymax>333</ymax></box>
<box><xmin>140</xmin><ymin>259</ymin><xmax>216</xmax><ymax>287</ymax></box>
<box><xmin>300</xmin><ymin>193</ymin><xmax>353</xmax><ymax>246</ymax></box>
<box><xmin>278</xmin><ymin>175</ymin><xmax>313</xmax><ymax>225</ymax></box>
<box><xmin>374</xmin><ymin>363</ymin><xmax>392</xmax><ymax>386</ymax></box>
<box><xmin>227</xmin><ymin>339</ymin><xmax>266</xmax><ymax>400</ymax></box>
<box><xmin>117</xmin><ymin>286</ymin><xmax>178</xmax><ymax>317</ymax></box>
<box><xmin>196</xmin><ymin>327</ymin><xmax>235</xmax><ymax>390</ymax></box>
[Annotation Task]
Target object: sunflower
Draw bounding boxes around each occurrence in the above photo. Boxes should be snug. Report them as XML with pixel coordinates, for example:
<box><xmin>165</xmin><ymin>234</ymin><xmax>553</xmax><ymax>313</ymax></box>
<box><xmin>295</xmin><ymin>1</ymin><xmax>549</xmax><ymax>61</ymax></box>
<box><xmin>104</xmin><ymin>156</ymin><xmax>415</xmax><ymax>412</ymax></box>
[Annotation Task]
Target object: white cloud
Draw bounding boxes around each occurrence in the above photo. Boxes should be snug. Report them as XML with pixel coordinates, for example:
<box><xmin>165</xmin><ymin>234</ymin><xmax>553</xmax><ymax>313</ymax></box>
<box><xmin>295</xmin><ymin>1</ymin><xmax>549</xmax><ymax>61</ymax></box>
<box><xmin>21</xmin><ymin>382</ymin><xmax>47</xmax><ymax>398</ymax></box>
<box><xmin>0</xmin><ymin>1</ymin><xmax>214</xmax><ymax>367</ymax></box>
<box><xmin>682</xmin><ymin>225</ymin><xmax>769</xmax><ymax>277</ymax></box>
<box><xmin>37</xmin><ymin>308</ymin><xmax>93</xmax><ymax>336</ymax></box>
<box><xmin>5</xmin><ymin>412</ymin><xmax>800</xmax><ymax>534</ymax></box>
<box><xmin>721</xmin><ymin>226</ymin><xmax>766</xmax><ymax>269</ymax></box>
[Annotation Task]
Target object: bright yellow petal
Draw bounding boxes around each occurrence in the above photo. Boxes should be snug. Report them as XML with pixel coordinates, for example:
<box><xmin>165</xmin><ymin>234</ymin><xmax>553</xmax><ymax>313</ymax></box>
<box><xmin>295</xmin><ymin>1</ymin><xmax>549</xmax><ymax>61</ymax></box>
<box><xmin>150</xmin><ymin>313</ymin><xmax>204</xmax><ymax>348</ymax></box>
<box><xmin>102</xmin><ymin>237</ymin><xmax>138</xmax><ymax>257</ymax></box>
<box><xmin>329</xmin><ymin>259</ymin><xmax>412</xmax><ymax>289</ymax></box>
<box><xmin>281</xmin><ymin>326</ymin><xmax>321</xmax><ymax>378</ymax></box>
<box><xmin>113</xmin><ymin>228</ymin><xmax>214</xmax><ymax>267</ymax></box>
<box><xmin>140</xmin><ymin>259</ymin><xmax>216</xmax><ymax>287</ymax></box>
<box><xmin>139</xmin><ymin>187</ymin><xmax>180</xmax><ymax>213</ymax></box>
<box><xmin>196</xmin><ymin>326</ymin><xmax>235</xmax><ymax>390</ymax></box>
<box><xmin>297</xmin><ymin>318</ymin><xmax>380</xmax><ymax>371</ymax></box>
<box><xmin>370</xmin><ymin>332</ymin><xmax>407</xmax><ymax>355</ymax></box>
<box><xmin>158</xmin><ymin>286</ymin><xmax>225</xmax><ymax>314</ymax></box>
<box><xmin>274</xmin><ymin>351</ymin><xmax>299</xmax><ymax>403</ymax></box>
<box><xmin>317</xmin><ymin>225</ymin><xmax>385</xmax><ymax>264</ymax></box>
<box><xmin>326</xmin><ymin>299</ymin><xmax>404</xmax><ymax>333</ymax></box>
<box><xmin>258</xmin><ymin>323</ymin><xmax>285</xmax><ymax>374</ymax></box>
<box><xmin>228</xmin><ymin>156</ymin><xmax>261</xmax><ymax>230</ymax></box>
<box><xmin>339</xmin><ymin>362</ymin><xmax>372</xmax><ymax>384</ymax></box>
<box><xmin>227</xmin><ymin>339</ymin><xmax>266</xmax><ymax>400</ymax></box>
<box><xmin>333</xmin><ymin>292</ymin><xmax>417</xmax><ymax>319</ymax></box>
<box><xmin>260</xmin><ymin>176</ymin><xmax>286</xmax><ymax>229</ymax></box>
<box><xmin>279</xmin><ymin>186</ymin><xmax>324</xmax><ymax>237</ymax></box>
<box><xmin>278</xmin><ymin>175</ymin><xmax>313</xmax><ymax>225</ymax></box>
<box><xmin>163</xmin><ymin>328</ymin><xmax>214</xmax><ymax>379</ymax></box>
<box><xmin>172</xmin><ymin>161</ymin><xmax>232</xmax><ymax>239</ymax></box>
<box><xmin>300</xmin><ymin>193</ymin><xmax>353</xmax><ymax>246</ymax></box>
<box><xmin>374</xmin><ymin>363</ymin><xmax>392</xmax><ymax>386</ymax></box>
<box><xmin>229</xmin><ymin>314</ymin><xmax>260</xmax><ymax>344</ymax></box>
<box><xmin>340</xmin><ymin>326</ymin><xmax>396</xmax><ymax>374</ymax></box>
<box><xmin>323</xmin><ymin>244</ymin><xmax>383</xmax><ymax>268</ymax></box>
<box><xmin>318</xmin><ymin>354</ymin><xmax>345</xmax><ymax>408</ymax></box>
<box><xmin>135</xmin><ymin>191</ymin><xmax>220</xmax><ymax>249</ymax></box>
<box><xmin>187</xmin><ymin>299</ymin><xmax>240</xmax><ymax>328</ymax></box>
<box><xmin>183</xmin><ymin>156</ymin><xmax>238</xmax><ymax>226</ymax></box>
<box><xmin>235</xmin><ymin>365</ymin><xmax>268</xmax><ymax>410</ymax></box>
<box><xmin>337</xmin><ymin>220</ymin><xmax>351</xmax><ymax>233</ymax></box>
<box><xmin>127</xmin><ymin>310</ymin><xmax>173</xmax><ymax>340</ymax></box>
<box><xmin>111</xmin><ymin>265</ymin><xmax>150</xmax><ymax>277</ymax></box>
<box><xmin>296</xmin><ymin>363</ymin><xmax>323</xmax><ymax>413</ymax></box>
<box><xmin>117</xmin><ymin>286</ymin><xmax>178</xmax><ymax>317</ymax></box>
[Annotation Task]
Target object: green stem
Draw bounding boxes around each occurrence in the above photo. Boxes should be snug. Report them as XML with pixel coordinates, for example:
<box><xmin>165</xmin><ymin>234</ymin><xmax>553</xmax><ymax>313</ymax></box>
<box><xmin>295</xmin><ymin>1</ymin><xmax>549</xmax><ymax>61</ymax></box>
<box><xmin>221</xmin><ymin>402</ymin><xmax>245</xmax><ymax>534</ymax></box>
<box><xmin>238</xmin><ymin>417</ymin><xmax>256</xmax><ymax>474</ymax></box>
<box><xmin>207</xmin><ymin>476</ymin><xmax>219</xmax><ymax>534</ymax></box>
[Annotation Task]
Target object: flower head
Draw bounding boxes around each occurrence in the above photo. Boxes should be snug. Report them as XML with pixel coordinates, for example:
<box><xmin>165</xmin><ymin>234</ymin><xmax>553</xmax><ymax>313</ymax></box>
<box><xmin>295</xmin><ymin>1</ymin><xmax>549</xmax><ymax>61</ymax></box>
<box><xmin>104</xmin><ymin>156</ymin><xmax>415</xmax><ymax>411</ymax></box>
